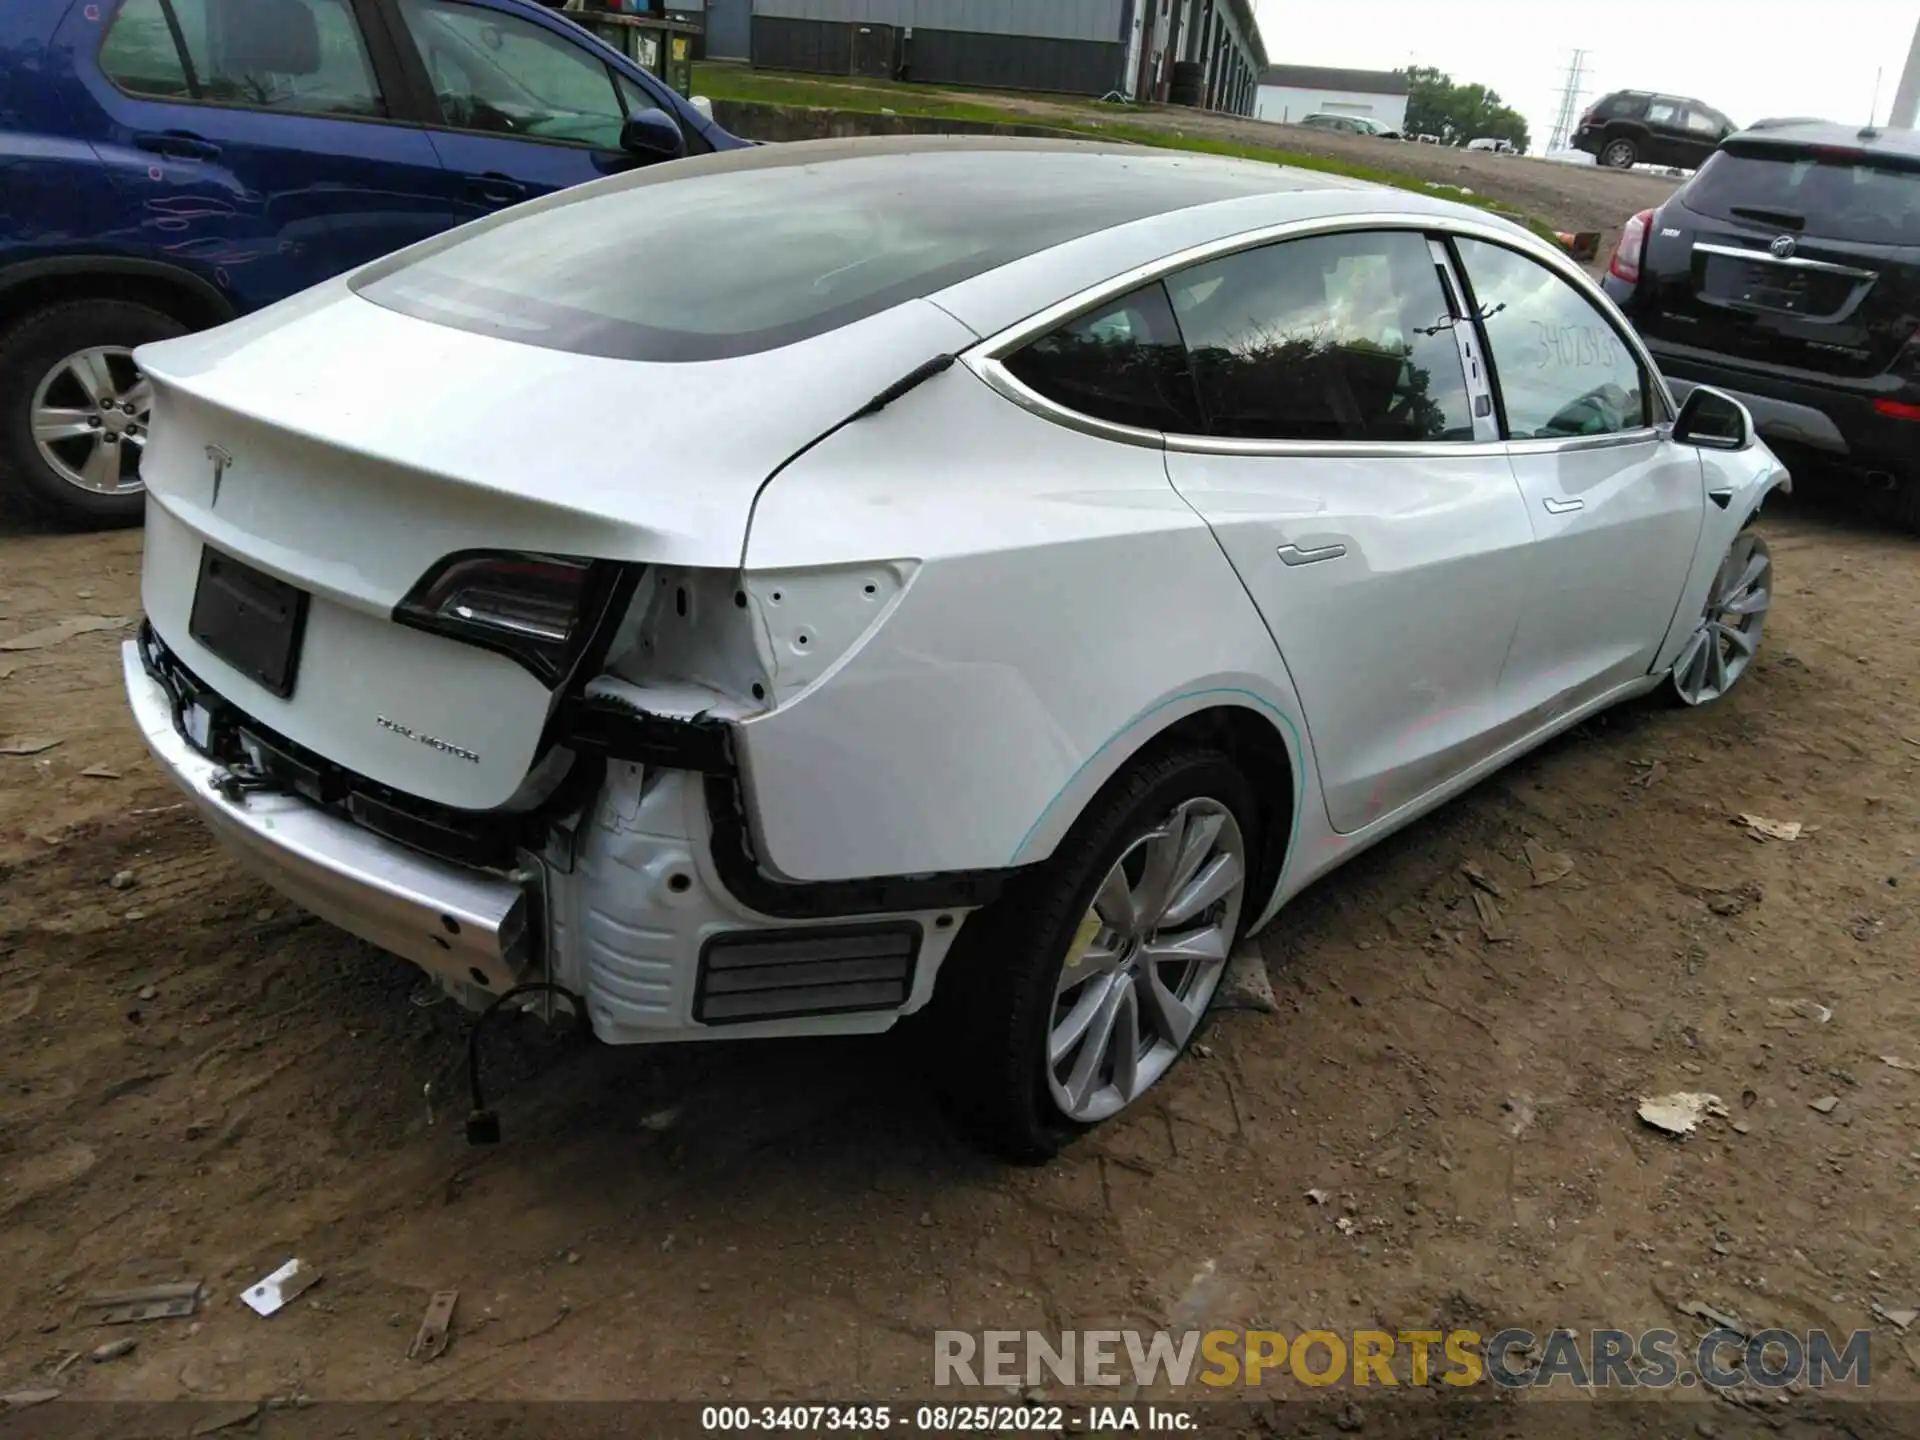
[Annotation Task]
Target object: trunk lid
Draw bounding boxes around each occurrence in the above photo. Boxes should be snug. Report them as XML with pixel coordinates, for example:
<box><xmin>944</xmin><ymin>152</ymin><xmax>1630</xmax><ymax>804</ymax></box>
<box><xmin>1634</xmin><ymin>139</ymin><xmax>1920</xmax><ymax>378</ymax></box>
<box><xmin>135</xmin><ymin>283</ymin><xmax>974</xmax><ymax>811</ymax></box>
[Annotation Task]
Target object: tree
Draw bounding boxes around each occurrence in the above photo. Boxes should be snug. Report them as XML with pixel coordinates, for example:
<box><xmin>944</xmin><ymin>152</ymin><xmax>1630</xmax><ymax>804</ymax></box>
<box><xmin>1403</xmin><ymin>65</ymin><xmax>1532</xmax><ymax>152</ymax></box>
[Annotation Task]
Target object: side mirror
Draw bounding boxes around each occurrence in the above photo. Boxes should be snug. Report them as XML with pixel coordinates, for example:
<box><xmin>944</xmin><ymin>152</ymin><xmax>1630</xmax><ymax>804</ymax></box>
<box><xmin>619</xmin><ymin>108</ymin><xmax>687</xmax><ymax>163</ymax></box>
<box><xmin>1672</xmin><ymin>385</ymin><xmax>1753</xmax><ymax>451</ymax></box>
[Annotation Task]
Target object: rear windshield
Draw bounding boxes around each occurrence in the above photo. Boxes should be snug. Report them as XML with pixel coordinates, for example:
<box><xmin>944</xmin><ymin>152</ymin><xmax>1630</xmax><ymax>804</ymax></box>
<box><xmin>1683</xmin><ymin>146</ymin><xmax>1920</xmax><ymax>246</ymax></box>
<box><xmin>352</xmin><ymin>147</ymin><xmax>1296</xmax><ymax>362</ymax></box>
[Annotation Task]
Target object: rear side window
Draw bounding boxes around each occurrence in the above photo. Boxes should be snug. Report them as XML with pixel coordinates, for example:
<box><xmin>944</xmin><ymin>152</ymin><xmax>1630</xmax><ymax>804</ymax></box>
<box><xmin>1683</xmin><ymin>146</ymin><xmax>1920</xmax><ymax>246</ymax></box>
<box><xmin>1162</xmin><ymin>230</ymin><xmax>1476</xmax><ymax>443</ymax></box>
<box><xmin>98</xmin><ymin>0</ymin><xmax>193</xmax><ymax>98</ymax></box>
<box><xmin>1003</xmin><ymin>283</ymin><xmax>1200</xmax><ymax>433</ymax></box>
<box><xmin>100</xmin><ymin>0</ymin><xmax>384</xmax><ymax>118</ymax></box>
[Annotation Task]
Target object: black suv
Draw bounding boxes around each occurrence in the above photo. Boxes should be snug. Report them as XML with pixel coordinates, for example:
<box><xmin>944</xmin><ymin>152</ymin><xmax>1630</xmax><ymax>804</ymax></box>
<box><xmin>1574</xmin><ymin>90</ymin><xmax>1735</xmax><ymax>170</ymax></box>
<box><xmin>1602</xmin><ymin>122</ymin><xmax>1920</xmax><ymax>528</ymax></box>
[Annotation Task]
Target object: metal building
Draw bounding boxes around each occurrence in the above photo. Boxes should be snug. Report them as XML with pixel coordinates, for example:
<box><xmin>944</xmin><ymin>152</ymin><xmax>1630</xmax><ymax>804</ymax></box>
<box><xmin>740</xmin><ymin>0</ymin><xmax>1264</xmax><ymax>113</ymax></box>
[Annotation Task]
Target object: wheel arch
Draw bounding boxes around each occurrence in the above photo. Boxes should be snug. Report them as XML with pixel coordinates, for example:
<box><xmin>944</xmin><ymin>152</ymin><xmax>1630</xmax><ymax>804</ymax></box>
<box><xmin>0</xmin><ymin>257</ymin><xmax>235</xmax><ymax>335</ymax></box>
<box><xmin>1008</xmin><ymin>688</ymin><xmax>1305</xmax><ymax>927</ymax></box>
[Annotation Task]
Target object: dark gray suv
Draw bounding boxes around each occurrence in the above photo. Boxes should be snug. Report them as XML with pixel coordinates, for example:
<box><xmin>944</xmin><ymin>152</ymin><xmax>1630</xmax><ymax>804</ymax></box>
<box><xmin>1603</xmin><ymin>122</ymin><xmax>1920</xmax><ymax>529</ymax></box>
<box><xmin>1574</xmin><ymin>90</ymin><xmax>1735</xmax><ymax>170</ymax></box>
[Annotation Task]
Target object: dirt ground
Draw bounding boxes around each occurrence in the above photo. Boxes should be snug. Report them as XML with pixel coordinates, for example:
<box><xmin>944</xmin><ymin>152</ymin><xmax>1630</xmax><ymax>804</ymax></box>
<box><xmin>5</xmin><ymin>484</ymin><xmax>1920</xmax><ymax>1427</ymax></box>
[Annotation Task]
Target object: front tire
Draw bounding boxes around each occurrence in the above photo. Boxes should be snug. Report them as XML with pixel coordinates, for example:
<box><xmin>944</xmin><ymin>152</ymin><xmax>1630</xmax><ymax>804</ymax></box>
<box><xmin>1669</xmin><ymin>530</ymin><xmax>1771</xmax><ymax>706</ymax></box>
<box><xmin>934</xmin><ymin>746</ymin><xmax>1260</xmax><ymax>1163</ymax></box>
<box><xmin>0</xmin><ymin>299</ymin><xmax>187</xmax><ymax>528</ymax></box>
<box><xmin>1602</xmin><ymin>135</ymin><xmax>1640</xmax><ymax>169</ymax></box>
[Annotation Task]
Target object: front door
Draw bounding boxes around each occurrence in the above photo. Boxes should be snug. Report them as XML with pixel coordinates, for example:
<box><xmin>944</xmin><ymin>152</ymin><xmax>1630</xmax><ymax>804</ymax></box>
<box><xmin>385</xmin><ymin>0</ymin><xmax>676</xmax><ymax>211</ymax></box>
<box><xmin>1450</xmin><ymin>236</ymin><xmax>1704</xmax><ymax>718</ymax></box>
<box><xmin>73</xmin><ymin>0</ymin><xmax>456</xmax><ymax>311</ymax></box>
<box><xmin>1158</xmin><ymin>227</ymin><xmax>1538</xmax><ymax>834</ymax></box>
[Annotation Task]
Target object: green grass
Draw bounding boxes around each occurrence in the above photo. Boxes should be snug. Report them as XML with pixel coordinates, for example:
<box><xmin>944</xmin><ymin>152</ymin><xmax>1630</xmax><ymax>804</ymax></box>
<box><xmin>693</xmin><ymin>63</ymin><xmax>1565</xmax><ymax>239</ymax></box>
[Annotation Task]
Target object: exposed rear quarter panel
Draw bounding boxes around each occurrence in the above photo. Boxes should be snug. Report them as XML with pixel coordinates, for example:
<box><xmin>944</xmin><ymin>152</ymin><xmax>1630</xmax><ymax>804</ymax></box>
<box><xmin>738</xmin><ymin>367</ymin><xmax>1314</xmax><ymax>887</ymax></box>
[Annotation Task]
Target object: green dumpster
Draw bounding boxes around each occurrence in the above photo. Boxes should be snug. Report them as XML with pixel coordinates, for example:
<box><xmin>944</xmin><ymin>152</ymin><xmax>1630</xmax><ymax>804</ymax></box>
<box><xmin>575</xmin><ymin>11</ymin><xmax>703</xmax><ymax>98</ymax></box>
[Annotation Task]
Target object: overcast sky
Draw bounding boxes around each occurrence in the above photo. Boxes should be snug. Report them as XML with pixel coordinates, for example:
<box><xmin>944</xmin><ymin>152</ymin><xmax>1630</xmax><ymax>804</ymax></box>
<box><xmin>1251</xmin><ymin>0</ymin><xmax>1919</xmax><ymax>149</ymax></box>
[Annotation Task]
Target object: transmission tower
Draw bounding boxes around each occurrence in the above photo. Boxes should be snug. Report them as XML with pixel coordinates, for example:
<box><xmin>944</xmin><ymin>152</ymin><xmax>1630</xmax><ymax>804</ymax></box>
<box><xmin>1546</xmin><ymin>48</ymin><xmax>1591</xmax><ymax>153</ymax></box>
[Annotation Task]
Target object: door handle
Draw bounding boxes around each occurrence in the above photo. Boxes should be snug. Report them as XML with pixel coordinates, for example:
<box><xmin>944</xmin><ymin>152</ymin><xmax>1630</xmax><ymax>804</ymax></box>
<box><xmin>1542</xmin><ymin>497</ymin><xmax>1585</xmax><ymax>514</ymax></box>
<box><xmin>1707</xmin><ymin>485</ymin><xmax>1734</xmax><ymax>510</ymax></box>
<box><xmin>133</xmin><ymin>130</ymin><xmax>221</xmax><ymax>161</ymax></box>
<box><xmin>468</xmin><ymin>172</ymin><xmax>527</xmax><ymax>204</ymax></box>
<box><xmin>1276</xmin><ymin>542</ymin><xmax>1347</xmax><ymax>566</ymax></box>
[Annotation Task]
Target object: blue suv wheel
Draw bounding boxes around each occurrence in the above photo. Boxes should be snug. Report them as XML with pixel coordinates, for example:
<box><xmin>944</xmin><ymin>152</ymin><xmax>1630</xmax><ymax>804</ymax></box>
<box><xmin>1</xmin><ymin>0</ymin><xmax>742</xmax><ymax>527</ymax></box>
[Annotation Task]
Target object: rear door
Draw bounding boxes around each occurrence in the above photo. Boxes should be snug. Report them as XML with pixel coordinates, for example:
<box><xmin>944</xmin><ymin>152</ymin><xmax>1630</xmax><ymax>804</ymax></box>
<box><xmin>1632</xmin><ymin>139</ymin><xmax>1920</xmax><ymax>380</ymax></box>
<box><xmin>382</xmin><ymin>0</ymin><xmax>687</xmax><ymax>212</ymax></box>
<box><xmin>69</xmin><ymin>0</ymin><xmax>454</xmax><ymax>310</ymax></box>
<box><xmin>1157</xmin><ymin>226</ymin><xmax>1539</xmax><ymax>835</ymax></box>
<box><xmin>1452</xmin><ymin>236</ymin><xmax>1703</xmax><ymax>712</ymax></box>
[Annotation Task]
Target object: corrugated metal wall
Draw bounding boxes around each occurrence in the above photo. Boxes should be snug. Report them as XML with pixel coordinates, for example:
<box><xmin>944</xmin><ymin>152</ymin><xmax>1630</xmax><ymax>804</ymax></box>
<box><xmin>907</xmin><ymin>29</ymin><xmax>1122</xmax><ymax>92</ymax></box>
<box><xmin>752</xmin><ymin>0</ymin><xmax>1126</xmax><ymax>43</ymax></box>
<box><xmin>750</xmin><ymin>0</ymin><xmax>1130</xmax><ymax>95</ymax></box>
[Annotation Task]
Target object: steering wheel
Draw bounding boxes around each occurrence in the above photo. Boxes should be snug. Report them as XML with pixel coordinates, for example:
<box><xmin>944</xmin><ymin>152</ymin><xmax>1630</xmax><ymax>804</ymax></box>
<box><xmin>439</xmin><ymin>92</ymin><xmax>518</xmax><ymax>133</ymax></box>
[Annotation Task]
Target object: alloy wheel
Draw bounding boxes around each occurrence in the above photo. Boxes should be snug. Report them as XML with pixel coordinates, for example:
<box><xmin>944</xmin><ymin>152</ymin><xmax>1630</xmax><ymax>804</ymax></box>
<box><xmin>1671</xmin><ymin>532</ymin><xmax>1771</xmax><ymax>705</ymax></box>
<box><xmin>1603</xmin><ymin>139</ymin><xmax>1637</xmax><ymax>168</ymax></box>
<box><xmin>1046</xmin><ymin>797</ymin><xmax>1247</xmax><ymax>1124</ymax></box>
<box><xmin>30</xmin><ymin>346</ymin><xmax>152</xmax><ymax>496</ymax></box>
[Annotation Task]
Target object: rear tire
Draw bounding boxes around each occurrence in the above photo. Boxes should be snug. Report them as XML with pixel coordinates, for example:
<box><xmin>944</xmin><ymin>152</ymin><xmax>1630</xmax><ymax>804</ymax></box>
<box><xmin>0</xmin><ymin>298</ymin><xmax>188</xmax><ymax>529</ymax></box>
<box><xmin>1602</xmin><ymin>135</ymin><xmax>1639</xmax><ymax>169</ymax></box>
<box><xmin>931</xmin><ymin>746</ymin><xmax>1261</xmax><ymax>1163</ymax></box>
<box><xmin>1868</xmin><ymin>472</ymin><xmax>1920</xmax><ymax>535</ymax></box>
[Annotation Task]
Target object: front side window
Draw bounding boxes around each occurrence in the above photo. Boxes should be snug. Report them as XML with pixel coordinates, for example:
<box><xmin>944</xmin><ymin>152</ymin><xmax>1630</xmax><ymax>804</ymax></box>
<box><xmin>1002</xmin><ymin>283</ymin><xmax>1200</xmax><ymax>433</ymax></box>
<box><xmin>1683</xmin><ymin>107</ymin><xmax>1722</xmax><ymax>135</ymax></box>
<box><xmin>396</xmin><ymin>0</ymin><xmax>626</xmax><ymax>148</ymax></box>
<box><xmin>1454</xmin><ymin>237</ymin><xmax>1648</xmax><ymax>440</ymax></box>
<box><xmin>102</xmin><ymin>0</ymin><xmax>384</xmax><ymax>118</ymax></box>
<box><xmin>1163</xmin><ymin>229</ymin><xmax>1477</xmax><ymax>443</ymax></box>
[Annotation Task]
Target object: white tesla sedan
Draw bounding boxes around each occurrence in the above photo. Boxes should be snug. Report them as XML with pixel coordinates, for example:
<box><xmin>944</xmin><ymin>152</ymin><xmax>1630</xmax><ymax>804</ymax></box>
<box><xmin>123</xmin><ymin>137</ymin><xmax>1786</xmax><ymax>1160</ymax></box>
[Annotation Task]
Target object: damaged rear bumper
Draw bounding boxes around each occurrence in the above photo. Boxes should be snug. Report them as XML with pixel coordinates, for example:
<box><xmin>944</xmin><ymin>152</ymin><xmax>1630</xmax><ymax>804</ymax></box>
<box><xmin>122</xmin><ymin>639</ymin><xmax>536</xmax><ymax>994</ymax></box>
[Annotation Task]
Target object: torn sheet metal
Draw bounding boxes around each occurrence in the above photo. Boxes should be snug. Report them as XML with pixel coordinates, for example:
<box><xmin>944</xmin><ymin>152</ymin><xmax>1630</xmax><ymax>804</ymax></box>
<box><xmin>407</xmin><ymin>1290</ymin><xmax>459</xmax><ymax>1362</ymax></box>
<box><xmin>81</xmin><ymin>1281</ymin><xmax>203</xmax><ymax>1325</ymax></box>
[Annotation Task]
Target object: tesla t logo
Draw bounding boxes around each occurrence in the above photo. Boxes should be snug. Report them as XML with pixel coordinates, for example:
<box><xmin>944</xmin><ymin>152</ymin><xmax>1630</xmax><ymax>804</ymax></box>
<box><xmin>1770</xmin><ymin>234</ymin><xmax>1798</xmax><ymax>259</ymax></box>
<box><xmin>205</xmin><ymin>444</ymin><xmax>233</xmax><ymax>506</ymax></box>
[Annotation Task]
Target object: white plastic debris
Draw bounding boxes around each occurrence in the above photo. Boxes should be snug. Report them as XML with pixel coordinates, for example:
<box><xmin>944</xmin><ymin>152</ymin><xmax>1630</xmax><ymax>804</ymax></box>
<box><xmin>1637</xmin><ymin>1092</ymin><xmax>1728</xmax><ymax>1137</ymax></box>
<box><xmin>241</xmin><ymin>1258</ymin><xmax>322</xmax><ymax>1317</ymax></box>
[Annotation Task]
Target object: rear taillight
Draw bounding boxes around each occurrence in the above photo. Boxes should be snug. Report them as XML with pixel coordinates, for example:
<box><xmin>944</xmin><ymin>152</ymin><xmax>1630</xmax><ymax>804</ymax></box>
<box><xmin>1609</xmin><ymin>209</ymin><xmax>1654</xmax><ymax>285</ymax></box>
<box><xmin>1874</xmin><ymin>398</ymin><xmax>1920</xmax><ymax>422</ymax></box>
<box><xmin>397</xmin><ymin>551</ymin><xmax>600</xmax><ymax>685</ymax></box>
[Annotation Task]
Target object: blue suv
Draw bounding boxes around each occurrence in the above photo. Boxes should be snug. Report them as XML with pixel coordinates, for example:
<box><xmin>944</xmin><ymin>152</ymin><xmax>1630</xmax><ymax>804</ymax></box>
<box><xmin>0</xmin><ymin>0</ymin><xmax>743</xmax><ymax>526</ymax></box>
